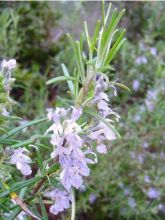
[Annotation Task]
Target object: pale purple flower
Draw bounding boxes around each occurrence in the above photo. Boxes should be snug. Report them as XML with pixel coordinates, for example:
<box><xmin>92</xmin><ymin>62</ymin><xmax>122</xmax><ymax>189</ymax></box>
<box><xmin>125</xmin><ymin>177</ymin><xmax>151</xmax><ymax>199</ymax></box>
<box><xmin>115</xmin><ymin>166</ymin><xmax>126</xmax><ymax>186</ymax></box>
<box><xmin>46</xmin><ymin>108</ymin><xmax>82</xmax><ymax>137</ymax></box>
<box><xmin>89</xmin><ymin>129</ymin><xmax>104</xmax><ymax>140</ymax></box>
<box><xmin>89</xmin><ymin>121</ymin><xmax>116</xmax><ymax>142</ymax></box>
<box><xmin>50</xmin><ymin>133</ymin><xmax>64</xmax><ymax>148</ymax></box>
<box><xmin>51</xmin><ymin>143</ymin><xmax>67</xmax><ymax>159</ymax></box>
<box><xmin>89</xmin><ymin>193</ymin><xmax>97</xmax><ymax>204</ymax></box>
<box><xmin>97</xmin><ymin>122</ymin><xmax>116</xmax><ymax>140</ymax></box>
<box><xmin>51</xmin><ymin>134</ymin><xmax>83</xmax><ymax>160</ymax></box>
<box><xmin>150</xmin><ymin>47</ymin><xmax>157</xmax><ymax>56</ymax></box>
<box><xmin>63</xmin><ymin>120</ymin><xmax>81</xmax><ymax>135</ymax></box>
<box><xmin>97</xmin><ymin>99</ymin><xmax>110</xmax><ymax>113</ymax></box>
<box><xmin>2</xmin><ymin>59</ymin><xmax>16</xmax><ymax>71</ymax></box>
<box><xmin>49</xmin><ymin>120</ymin><xmax>79</xmax><ymax>138</ymax></box>
<box><xmin>45</xmin><ymin>188</ymin><xmax>71</xmax><ymax>215</ymax></box>
<box><xmin>147</xmin><ymin>187</ymin><xmax>160</xmax><ymax>199</ymax></box>
<box><xmin>46</xmin><ymin>122</ymin><xmax>63</xmax><ymax>136</ymax></box>
<box><xmin>128</xmin><ymin>197</ymin><xmax>136</xmax><ymax>208</ymax></box>
<box><xmin>135</xmin><ymin>56</ymin><xmax>148</xmax><ymax>65</ymax></box>
<box><xmin>95</xmin><ymin>74</ymin><xmax>109</xmax><ymax>93</ymax></box>
<box><xmin>94</xmin><ymin>91</ymin><xmax>111</xmax><ymax>117</ymax></box>
<box><xmin>60</xmin><ymin>155</ymin><xmax>90</xmax><ymax>191</ymax></box>
<box><xmin>65</xmin><ymin>137</ymin><xmax>84</xmax><ymax>159</ymax></box>
<box><xmin>94</xmin><ymin>91</ymin><xmax>109</xmax><ymax>105</ymax></box>
<box><xmin>47</xmin><ymin>107</ymin><xmax>67</xmax><ymax>122</ymax></box>
<box><xmin>10</xmin><ymin>147</ymin><xmax>32</xmax><ymax>176</ymax></box>
<box><xmin>132</xmin><ymin>79</ymin><xmax>140</xmax><ymax>91</ymax></box>
<box><xmin>50</xmin><ymin>128</ymin><xmax>83</xmax><ymax>160</ymax></box>
<box><xmin>96</xmin><ymin>143</ymin><xmax>107</xmax><ymax>154</ymax></box>
<box><xmin>71</xmin><ymin>106</ymin><xmax>82</xmax><ymax>121</ymax></box>
<box><xmin>66</xmin><ymin>133</ymin><xmax>83</xmax><ymax>149</ymax></box>
<box><xmin>97</xmin><ymin>91</ymin><xmax>109</xmax><ymax>102</ymax></box>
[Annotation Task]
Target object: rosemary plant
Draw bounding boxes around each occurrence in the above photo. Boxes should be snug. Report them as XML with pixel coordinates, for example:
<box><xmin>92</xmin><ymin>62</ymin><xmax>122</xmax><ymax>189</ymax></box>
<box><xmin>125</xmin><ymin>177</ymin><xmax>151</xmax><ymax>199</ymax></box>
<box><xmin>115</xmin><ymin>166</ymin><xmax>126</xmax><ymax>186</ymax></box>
<box><xmin>0</xmin><ymin>2</ymin><xmax>128</xmax><ymax>219</ymax></box>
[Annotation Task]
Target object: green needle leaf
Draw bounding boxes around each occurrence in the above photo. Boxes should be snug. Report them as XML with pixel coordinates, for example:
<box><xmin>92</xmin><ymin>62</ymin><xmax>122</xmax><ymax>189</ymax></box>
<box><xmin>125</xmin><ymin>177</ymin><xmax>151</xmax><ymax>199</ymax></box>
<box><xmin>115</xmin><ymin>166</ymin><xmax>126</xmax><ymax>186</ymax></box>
<box><xmin>46</xmin><ymin>75</ymin><xmax>81</xmax><ymax>86</ymax></box>
<box><xmin>0</xmin><ymin>177</ymin><xmax>42</xmax><ymax>198</ymax></box>
<box><xmin>1</xmin><ymin>118</ymin><xmax>47</xmax><ymax>139</ymax></box>
<box><xmin>39</xmin><ymin>196</ymin><xmax>49</xmax><ymax>220</ymax></box>
<box><xmin>114</xmin><ymin>82</ymin><xmax>131</xmax><ymax>92</ymax></box>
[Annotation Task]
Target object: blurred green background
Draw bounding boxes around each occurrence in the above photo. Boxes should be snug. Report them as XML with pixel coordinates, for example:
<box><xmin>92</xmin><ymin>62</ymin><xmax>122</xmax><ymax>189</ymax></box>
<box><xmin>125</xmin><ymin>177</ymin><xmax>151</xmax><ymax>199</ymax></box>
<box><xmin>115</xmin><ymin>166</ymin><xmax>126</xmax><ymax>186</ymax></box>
<box><xmin>0</xmin><ymin>1</ymin><xmax>165</xmax><ymax>220</ymax></box>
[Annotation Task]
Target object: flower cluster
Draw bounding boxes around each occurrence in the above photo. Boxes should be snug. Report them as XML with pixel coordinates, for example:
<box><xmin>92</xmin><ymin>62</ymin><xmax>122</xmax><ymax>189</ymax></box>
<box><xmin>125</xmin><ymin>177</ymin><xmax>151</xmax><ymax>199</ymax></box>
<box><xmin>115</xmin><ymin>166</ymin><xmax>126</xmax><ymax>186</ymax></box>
<box><xmin>0</xmin><ymin>59</ymin><xmax>16</xmax><ymax>116</ymax></box>
<box><xmin>145</xmin><ymin>89</ymin><xmax>158</xmax><ymax>112</ymax></box>
<box><xmin>90</xmin><ymin>74</ymin><xmax>120</xmax><ymax>153</ymax></box>
<box><xmin>45</xmin><ymin>106</ymin><xmax>96</xmax><ymax>214</ymax></box>
<box><xmin>135</xmin><ymin>55</ymin><xmax>148</xmax><ymax>65</ymax></box>
<box><xmin>1</xmin><ymin>60</ymin><xmax>33</xmax><ymax>177</ymax></box>
<box><xmin>45</xmin><ymin>74</ymin><xmax>119</xmax><ymax>215</ymax></box>
<box><xmin>147</xmin><ymin>187</ymin><xmax>160</xmax><ymax>199</ymax></box>
<box><xmin>45</xmin><ymin>188</ymin><xmax>71</xmax><ymax>215</ymax></box>
<box><xmin>10</xmin><ymin>147</ymin><xmax>32</xmax><ymax>176</ymax></box>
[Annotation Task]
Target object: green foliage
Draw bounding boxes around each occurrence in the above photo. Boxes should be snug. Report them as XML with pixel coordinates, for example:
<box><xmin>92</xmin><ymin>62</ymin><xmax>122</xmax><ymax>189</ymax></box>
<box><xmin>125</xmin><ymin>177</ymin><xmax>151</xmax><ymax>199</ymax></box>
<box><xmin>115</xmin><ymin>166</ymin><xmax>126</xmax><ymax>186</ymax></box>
<box><xmin>75</xmin><ymin>2</ymin><xmax>165</xmax><ymax>220</ymax></box>
<box><xmin>0</xmin><ymin>1</ymin><xmax>164</xmax><ymax>220</ymax></box>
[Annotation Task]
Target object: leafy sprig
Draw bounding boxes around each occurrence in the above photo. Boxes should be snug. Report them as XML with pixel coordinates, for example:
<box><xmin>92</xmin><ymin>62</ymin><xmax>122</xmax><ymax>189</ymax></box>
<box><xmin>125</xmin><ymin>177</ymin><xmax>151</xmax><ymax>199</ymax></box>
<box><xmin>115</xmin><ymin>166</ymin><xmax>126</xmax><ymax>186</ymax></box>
<box><xmin>0</xmin><ymin>2</ymin><xmax>128</xmax><ymax>220</ymax></box>
<box><xmin>47</xmin><ymin>2</ymin><xmax>126</xmax><ymax>106</ymax></box>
